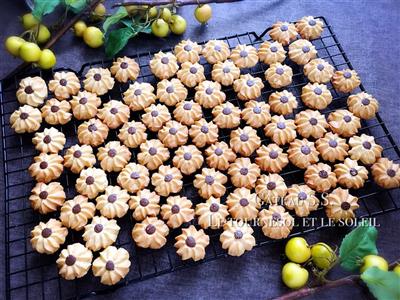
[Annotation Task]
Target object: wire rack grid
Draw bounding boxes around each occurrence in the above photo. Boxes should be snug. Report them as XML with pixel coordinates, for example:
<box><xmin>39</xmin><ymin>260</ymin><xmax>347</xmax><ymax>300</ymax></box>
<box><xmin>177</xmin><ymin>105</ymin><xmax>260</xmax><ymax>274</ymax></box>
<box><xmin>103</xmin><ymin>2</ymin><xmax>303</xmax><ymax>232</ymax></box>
<box><xmin>1</xmin><ymin>16</ymin><xmax>399</xmax><ymax>299</ymax></box>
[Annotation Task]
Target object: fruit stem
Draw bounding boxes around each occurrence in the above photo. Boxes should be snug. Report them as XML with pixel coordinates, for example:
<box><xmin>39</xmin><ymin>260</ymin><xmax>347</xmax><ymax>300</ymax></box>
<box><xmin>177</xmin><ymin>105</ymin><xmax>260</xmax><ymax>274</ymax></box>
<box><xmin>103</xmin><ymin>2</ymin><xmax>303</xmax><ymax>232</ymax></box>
<box><xmin>112</xmin><ymin>0</ymin><xmax>242</xmax><ymax>8</ymax></box>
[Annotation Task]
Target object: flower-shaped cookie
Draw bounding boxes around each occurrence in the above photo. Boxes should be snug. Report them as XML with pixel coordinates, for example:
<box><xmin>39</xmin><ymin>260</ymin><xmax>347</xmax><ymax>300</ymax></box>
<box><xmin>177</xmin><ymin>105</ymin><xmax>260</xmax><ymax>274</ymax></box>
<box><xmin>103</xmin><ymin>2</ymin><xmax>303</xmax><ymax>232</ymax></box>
<box><xmin>301</xmin><ymin>83</ymin><xmax>332</xmax><ymax>110</ymax></box>
<box><xmin>49</xmin><ymin>71</ymin><xmax>80</xmax><ymax>100</ymax></box>
<box><xmin>28</xmin><ymin>153</ymin><xmax>63</xmax><ymax>183</ymax></box>
<box><xmin>41</xmin><ymin>98</ymin><xmax>72</xmax><ymax>125</ymax></box>
<box><xmin>173</xmin><ymin>100</ymin><xmax>203</xmax><ymax>126</ymax></box>
<box><xmin>205</xmin><ymin>141</ymin><xmax>237</xmax><ymax>171</ymax></box>
<box><xmin>56</xmin><ymin>243</ymin><xmax>93</xmax><ymax>280</ymax></box>
<box><xmin>288</xmin><ymin>39</ymin><xmax>317</xmax><ymax>65</ymax></box>
<box><xmin>83</xmin><ymin>216</ymin><xmax>120</xmax><ymax>251</ymax></box>
<box><xmin>129</xmin><ymin>189</ymin><xmax>160</xmax><ymax>221</ymax></box>
<box><xmin>268</xmin><ymin>90</ymin><xmax>298</xmax><ymax>115</ymax></box>
<box><xmin>295</xmin><ymin>109</ymin><xmax>329</xmax><ymax>139</ymax></box>
<box><xmin>316</xmin><ymin>132</ymin><xmax>349</xmax><ymax>162</ymax></box>
<box><xmin>31</xmin><ymin>218</ymin><xmax>68</xmax><ymax>254</ymax></box>
<box><xmin>174</xmin><ymin>39</ymin><xmax>202</xmax><ymax>63</ymax></box>
<box><xmin>110</xmin><ymin>56</ymin><xmax>140</xmax><ymax>82</ymax></box>
<box><xmin>158</xmin><ymin>120</ymin><xmax>188</xmax><ymax>149</ymax></box>
<box><xmin>70</xmin><ymin>90</ymin><xmax>101</xmax><ymax>120</ymax></box>
<box><xmin>29</xmin><ymin>182</ymin><xmax>66</xmax><ymax>214</ymax></box>
<box><xmin>348</xmin><ymin>134</ymin><xmax>383</xmax><ymax>165</ymax></box>
<box><xmin>220</xmin><ymin>220</ymin><xmax>256</xmax><ymax>257</ymax></box>
<box><xmin>97</xmin><ymin>141</ymin><xmax>131</xmax><ymax>172</ymax></box>
<box><xmin>150</xmin><ymin>51</ymin><xmax>179</xmax><ymax>79</ymax></box>
<box><xmin>118</xmin><ymin>121</ymin><xmax>147</xmax><ymax>148</ymax></box>
<box><xmin>288</xmin><ymin>139</ymin><xmax>319</xmax><ymax>169</ymax></box>
<box><xmin>195</xmin><ymin>80</ymin><xmax>226</xmax><ymax>109</ymax></box>
<box><xmin>117</xmin><ymin>163</ymin><xmax>150</xmax><ymax>193</ymax></box>
<box><xmin>194</xmin><ymin>168</ymin><xmax>227</xmax><ymax>199</ymax></box>
<box><xmin>226</xmin><ymin>187</ymin><xmax>259</xmax><ymax>221</ymax></box>
<box><xmin>189</xmin><ymin>119</ymin><xmax>219</xmax><ymax>148</ymax></box>
<box><xmin>131</xmin><ymin>217</ymin><xmax>169</xmax><ymax>249</ymax></box>
<box><xmin>258</xmin><ymin>41</ymin><xmax>286</xmax><ymax>65</ymax></box>
<box><xmin>63</xmin><ymin>144</ymin><xmax>96</xmax><ymax>174</ymax></box>
<box><xmin>295</xmin><ymin>16</ymin><xmax>324</xmax><ymax>40</ymax></box>
<box><xmin>334</xmin><ymin>158</ymin><xmax>368</xmax><ymax>189</ymax></box>
<box><xmin>303</xmin><ymin>58</ymin><xmax>334</xmax><ymax>83</ymax></box>
<box><xmin>177</xmin><ymin>61</ymin><xmax>206</xmax><ymax>87</ymax></box>
<box><xmin>83</xmin><ymin>67</ymin><xmax>115</xmax><ymax>96</ymax></box>
<box><xmin>212</xmin><ymin>60</ymin><xmax>241</xmax><ymax>86</ymax></box>
<box><xmin>230</xmin><ymin>126</ymin><xmax>261</xmax><ymax>157</ymax></box>
<box><xmin>265</xmin><ymin>63</ymin><xmax>293</xmax><ymax>89</ymax></box>
<box><xmin>241</xmin><ymin>100</ymin><xmax>271</xmax><ymax>128</ymax></box>
<box><xmin>304</xmin><ymin>163</ymin><xmax>337</xmax><ymax>193</ymax></box>
<box><xmin>151</xmin><ymin>165</ymin><xmax>183</xmax><ymax>197</ymax></box>
<box><xmin>174</xmin><ymin>225</ymin><xmax>209</xmax><ymax>261</ymax></box>
<box><xmin>141</xmin><ymin>103</ymin><xmax>171</xmax><ymax>132</ymax></box>
<box><xmin>371</xmin><ymin>158</ymin><xmax>400</xmax><ymax>189</ymax></box>
<box><xmin>95</xmin><ymin>185</ymin><xmax>130</xmax><ymax>219</ymax></box>
<box><xmin>325</xmin><ymin>188</ymin><xmax>359</xmax><ymax>221</ymax></box>
<box><xmin>97</xmin><ymin>100</ymin><xmax>130</xmax><ymax>129</ymax></box>
<box><xmin>172</xmin><ymin>145</ymin><xmax>204</xmax><ymax>175</ymax></box>
<box><xmin>259</xmin><ymin>205</ymin><xmax>294</xmax><ymax>239</ymax></box>
<box><xmin>269</xmin><ymin>21</ymin><xmax>298</xmax><ymax>45</ymax></box>
<box><xmin>157</xmin><ymin>78</ymin><xmax>188</xmax><ymax>106</ymax></box>
<box><xmin>77</xmin><ymin>118</ymin><xmax>109</xmax><ymax>147</ymax></box>
<box><xmin>137</xmin><ymin>139</ymin><xmax>170</xmax><ymax>170</ymax></box>
<box><xmin>212</xmin><ymin>102</ymin><xmax>241</xmax><ymax>129</ymax></box>
<box><xmin>10</xmin><ymin>105</ymin><xmax>42</xmax><ymax>133</ymax></box>
<box><xmin>16</xmin><ymin>76</ymin><xmax>47</xmax><ymax>107</ymax></box>
<box><xmin>328</xmin><ymin>109</ymin><xmax>361</xmax><ymax>137</ymax></box>
<box><xmin>347</xmin><ymin>92</ymin><xmax>379</xmax><ymax>120</ymax></box>
<box><xmin>161</xmin><ymin>196</ymin><xmax>194</xmax><ymax>228</ymax></box>
<box><xmin>332</xmin><ymin>69</ymin><xmax>361</xmax><ymax>93</ymax></box>
<box><xmin>233</xmin><ymin>74</ymin><xmax>264</xmax><ymax>101</ymax></box>
<box><xmin>32</xmin><ymin>127</ymin><xmax>66</xmax><ymax>153</ymax></box>
<box><xmin>123</xmin><ymin>82</ymin><xmax>156</xmax><ymax>111</ymax></box>
<box><xmin>228</xmin><ymin>157</ymin><xmax>260</xmax><ymax>189</ymax></box>
<box><xmin>264</xmin><ymin>115</ymin><xmax>297</xmax><ymax>145</ymax></box>
<box><xmin>255</xmin><ymin>144</ymin><xmax>289</xmax><ymax>173</ymax></box>
<box><xmin>256</xmin><ymin>174</ymin><xmax>287</xmax><ymax>205</ymax></box>
<box><xmin>284</xmin><ymin>184</ymin><xmax>319</xmax><ymax>217</ymax></box>
<box><xmin>202</xmin><ymin>39</ymin><xmax>230</xmax><ymax>64</ymax></box>
<box><xmin>230</xmin><ymin>44</ymin><xmax>258</xmax><ymax>68</ymax></box>
<box><xmin>195</xmin><ymin>197</ymin><xmax>229</xmax><ymax>229</ymax></box>
<box><xmin>76</xmin><ymin>167</ymin><xmax>108</xmax><ymax>199</ymax></box>
<box><xmin>60</xmin><ymin>195</ymin><xmax>96</xmax><ymax>231</ymax></box>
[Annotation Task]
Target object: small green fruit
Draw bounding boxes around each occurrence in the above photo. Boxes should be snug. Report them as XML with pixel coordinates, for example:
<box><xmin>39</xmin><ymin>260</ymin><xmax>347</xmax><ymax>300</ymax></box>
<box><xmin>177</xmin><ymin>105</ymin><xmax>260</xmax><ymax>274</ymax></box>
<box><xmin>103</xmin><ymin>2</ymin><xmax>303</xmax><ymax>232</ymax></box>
<box><xmin>36</xmin><ymin>25</ymin><xmax>51</xmax><ymax>44</ymax></box>
<box><xmin>169</xmin><ymin>15</ymin><xmax>187</xmax><ymax>35</ymax></box>
<box><xmin>73</xmin><ymin>21</ymin><xmax>87</xmax><ymax>37</ymax></box>
<box><xmin>151</xmin><ymin>19</ymin><xmax>169</xmax><ymax>38</ymax></box>
<box><xmin>285</xmin><ymin>237</ymin><xmax>311</xmax><ymax>264</ymax></box>
<box><xmin>393</xmin><ymin>265</ymin><xmax>400</xmax><ymax>276</ymax></box>
<box><xmin>83</xmin><ymin>27</ymin><xmax>104</xmax><ymax>48</ymax></box>
<box><xmin>282</xmin><ymin>262</ymin><xmax>309</xmax><ymax>289</ymax></box>
<box><xmin>19</xmin><ymin>42</ymin><xmax>42</xmax><ymax>62</ymax></box>
<box><xmin>148</xmin><ymin>6</ymin><xmax>158</xmax><ymax>18</ymax></box>
<box><xmin>311</xmin><ymin>243</ymin><xmax>336</xmax><ymax>269</ymax></box>
<box><xmin>5</xmin><ymin>36</ymin><xmax>25</xmax><ymax>56</ymax></box>
<box><xmin>194</xmin><ymin>4</ymin><xmax>212</xmax><ymax>24</ymax></box>
<box><xmin>37</xmin><ymin>49</ymin><xmax>56</xmax><ymax>69</ymax></box>
<box><xmin>360</xmin><ymin>255</ymin><xmax>389</xmax><ymax>273</ymax></box>
<box><xmin>161</xmin><ymin>8</ymin><xmax>172</xmax><ymax>22</ymax></box>
<box><xmin>92</xmin><ymin>3</ymin><xmax>106</xmax><ymax>20</ymax></box>
<box><xmin>21</xmin><ymin>13</ymin><xmax>39</xmax><ymax>30</ymax></box>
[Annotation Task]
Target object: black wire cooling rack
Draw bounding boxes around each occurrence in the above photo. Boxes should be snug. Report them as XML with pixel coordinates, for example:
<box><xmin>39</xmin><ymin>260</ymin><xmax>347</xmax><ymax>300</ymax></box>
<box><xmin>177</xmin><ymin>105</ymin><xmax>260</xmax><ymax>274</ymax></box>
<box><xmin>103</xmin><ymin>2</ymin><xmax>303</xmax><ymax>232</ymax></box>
<box><xmin>1</xmin><ymin>16</ymin><xmax>400</xmax><ymax>299</ymax></box>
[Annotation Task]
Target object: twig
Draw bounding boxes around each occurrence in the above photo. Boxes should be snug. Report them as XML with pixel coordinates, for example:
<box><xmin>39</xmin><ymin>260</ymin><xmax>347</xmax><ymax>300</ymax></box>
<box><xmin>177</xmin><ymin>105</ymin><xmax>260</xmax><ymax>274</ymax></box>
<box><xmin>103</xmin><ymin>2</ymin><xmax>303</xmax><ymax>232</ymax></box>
<box><xmin>3</xmin><ymin>0</ymin><xmax>103</xmax><ymax>81</ymax></box>
<box><xmin>275</xmin><ymin>259</ymin><xmax>400</xmax><ymax>300</ymax></box>
<box><xmin>113</xmin><ymin>0</ymin><xmax>242</xmax><ymax>8</ymax></box>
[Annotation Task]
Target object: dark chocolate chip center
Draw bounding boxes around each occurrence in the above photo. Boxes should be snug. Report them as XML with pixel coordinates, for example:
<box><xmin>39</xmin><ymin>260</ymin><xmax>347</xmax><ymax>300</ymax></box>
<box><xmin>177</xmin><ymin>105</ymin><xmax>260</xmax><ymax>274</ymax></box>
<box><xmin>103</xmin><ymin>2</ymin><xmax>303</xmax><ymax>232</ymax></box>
<box><xmin>72</xmin><ymin>204</ymin><xmax>81</xmax><ymax>214</ymax></box>
<box><xmin>105</xmin><ymin>261</ymin><xmax>115</xmax><ymax>271</ymax></box>
<box><xmin>267</xmin><ymin>182</ymin><xmax>276</xmax><ymax>190</ymax></box>
<box><xmin>269</xmin><ymin>150</ymin><xmax>279</xmax><ymax>159</ymax></box>
<box><xmin>201</xmin><ymin>125</ymin><xmax>209</xmax><ymax>134</ymax></box>
<box><xmin>183</xmin><ymin>152</ymin><xmax>192</xmax><ymax>160</ymax></box>
<box><xmin>39</xmin><ymin>161</ymin><xmax>48</xmax><ymax>169</ymax></box>
<box><xmin>301</xmin><ymin>145</ymin><xmax>311</xmax><ymax>155</ymax></box>
<box><xmin>239</xmin><ymin>198</ymin><xmax>249</xmax><ymax>207</ymax></box>
<box><xmin>185</xmin><ymin>236</ymin><xmax>196</xmax><ymax>247</ymax></box>
<box><xmin>205</xmin><ymin>175</ymin><xmax>214</xmax><ymax>185</ymax></box>
<box><xmin>298</xmin><ymin>191</ymin><xmax>307</xmax><ymax>200</ymax></box>
<box><xmin>210</xmin><ymin>203</ymin><xmax>219</xmax><ymax>212</ymax></box>
<box><xmin>171</xmin><ymin>204</ymin><xmax>180</xmax><ymax>214</ymax></box>
<box><xmin>349</xmin><ymin>168</ymin><xmax>358</xmax><ymax>176</ymax></box>
<box><xmin>149</xmin><ymin>147</ymin><xmax>157</xmax><ymax>155</ymax></box>
<box><xmin>234</xmin><ymin>230</ymin><xmax>243</xmax><ymax>239</ymax></box>
<box><xmin>79</xmin><ymin>97</ymin><xmax>88</xmax><ymax>105</ymax></box>
<box><xmin>164</xmin><ymin>174</ymin><xmax>173</xmax><ymax>182</ymax></box>
<box><xmin>41</xmin><ymin>228</ymin><xmax>52</xmax><ymax>238</ymax></box>
<box><xmin>65</xmin><ymin>255</ymin><xmax>76</xmax><ymax>266</ymax></box>
<box><xmin>145</xmin><ymin>224</ymin><xmax>156</xmax><ymax>235</ymax></box>
<box><xmin>43</xmin><ymin>135</ymin><xmax>52</xmax><ymax>144</ymax></box>
<box><xmin>93</xmin><ymin>73</ymin><xmax>102</xmax><ymax>81</ymax></box>
<box><xmin>362</xmin><ymin>141</ymin><xmax>372</xmax><ymax>149</ymax></box>
<box><xmin>108</xmin><ymin>149</ymin><xmax>117</xmax><ymax>157</ymax></box>
<box><xmin>39</xmin><ymin>191</ymin><xmax>48</xmax><ymax>199</ymax></box>
<box><xmin>59</xmin><ymin>79</ymin><xmax>67</xmax><ymax>86</ymax></box>
<box><xmin>108</xmin><ymin>194</ymin><xmax>117</xmax><ymax>203</ymax></box>
<box><xmin>215</xmin><ymin>148</ymin><xmax>223</xmax><ymax>156</ymax></box>
<box><xmin>319</xmin><ymin>170</ymin><xmax>329</xmax><ymax>178</ymax></box>
<box><xmin>94</xmin><ymin>224</ymin><xmax>103</xmax><ymax>233</ymax></box>
<box><xmin>341</xmin><ymin>202</ymin><xmax>351</xmax><ymax>210</ymax></box>
<box><xmin>120</xmin><ymin>62</ymin><xmax>128</xmax><ymax>69</ymax></box>
<box><xmin>51</xmin><ymin>105</ymin><xmax>60</xmax><ymax>113</ymax></box>
<box><xmin>24</xmin><ymin>86</ymin><xmax>34</xmax><ymax>94</ymax></box>
<box><xmin>20</xmin><ymin>112</ymin><xmax>29</xmax><ymax>120</ymax></box>
<box><xmin>86</xmin><ymin>176</ymin><xmax>95</xmax><ymax>185</ymax></box>
<box><xmin>140</xmin><ymin>198</ymin><xmax>149</xmax><ymax>207</ymax></box>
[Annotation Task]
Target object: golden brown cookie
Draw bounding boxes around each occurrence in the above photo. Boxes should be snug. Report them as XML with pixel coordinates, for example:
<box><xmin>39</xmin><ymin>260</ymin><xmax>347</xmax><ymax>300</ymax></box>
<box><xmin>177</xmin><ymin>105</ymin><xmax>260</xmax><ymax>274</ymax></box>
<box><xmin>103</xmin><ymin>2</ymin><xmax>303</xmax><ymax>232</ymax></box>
<box><xmin>288</xmin><ymin>138</ymin><xmax>319</xmax><ymax>169</ymax></box>
<box><xmin>118</xmin><ymin>121</ymin><xmax>147</xmax><ymax>148</ymax></box>
<box><xmin>241</xmin><ymin>100</ymin><xmax>271</xmax><ymax>128</ymax></box>
<box><xmin>347</xmin><ymin>92</ymin><xmax>379</xmax><ymax>120</ymax></box>
<box><xmin>264</xmin><ymin>115</ymin><xmax>297</xmax><ymax>145</ymax></box>
<box><xmin>228</xmin><ymin>157</ymin><xmax>260</xmax><ymax>189</ymax></box>
<box><xmin>157</xmin><ymin>78</ymin><xmax>188</xmax><ymax>106</ymax></box>
<box><xmin>316</xmin><ymin>132</ymin><xmax>349</xmax><ymax>162</ymax></box>
<box><xmin>174</xmin><ymin>39</ymin><xmax>202</xmax><ymax>63</ymax></box>
<box><xmin>295</xmin><ymin>109</ymin><xmax>329</xmax><ymax>139</ymax></box>
<box><xmin>41</xmin><ymin>98</ymin><xmax>72</xmax><ymax>125</ymax></box>
<box><xmin>288</xmin><ymin>39</ymin><xmax>317</xmax><ymax>65</ymax></box>
<box><xmin>172</xmin><ymin>145</ymin><xmax>204</xmax><ymax>175</ymax></box>
<box><xmin>174</xmin><ymin>225</ymin><xmax>209</xmax><ymax>261</ymax></box>
<box><xmin>123</xmin><ymin>82</ymin><xmax>156</xmax><ymax>111</ymax></box>
<box><xmin>60</xmin><ymin>195</ymin><xmax>96</xmax><ymax>231</ymax></box>
<box><xmin>226</xmin><ymin>187</ymin><xmax>259</xmax><ymax>221</ymax></box>
<box><xmin>205</xmin><ymin>141</ymin><xmax>237</xmax><ymax>171</ymax></box>
<box><xmin>259</xmin><ymin>205</ymin><xmax>294</xmax><ymax>239</ymax></box>
<box><xmin>70</xmin><ymin>90</ymin><xmax>101</xmax><ymax>120</ymax></box>
<box><xmin>348</xmin><ymin>134</ymin><xmax>383</xmax><ymax>165</ymax></box>
<box><xmin>77</xmin><ymin>118</ymin><xmax>109</xmax><ymax>147</ymax></box>
<box><xmin>16</xmin><ymin>76</ymin><xmax>47</xmax><ymax>107</ymax></box>
<box><xmin>10</xmin><ymin>105</ymin><xmax>42</xmax><ymax>133</ymax></box>
<box><xmin>110</xmin><ymin>56</ymin><xmax>140</xmax><ymax>83</ymax></box>
<box><xmin>325</xmin><ymin>188</ymin><xmax>359</xmax><ymax>221</ymax></box>
<box><xmin>255</xmin><ymin>144</ymin><xmax>289</xmax><ymax>173</ymax></box>
<box><xmin>332</xmin><ymin>69</ymin><xmax>361</xmax><ymax>93</ymax></box>
<box><xmin>96</xmin><ymin>185</ymin><xmax>130</xmax><ymax>219</ymax></box>
<box><xmin>177</xmin><ymin>61</ymin><xmax>206</xmax><ymax>87</ymax></box>
<box><xmin>233</xmin><ymin>74</ymin><xmax>264</xmax><ymax>101</ymax></box>
<box><xmin>284</xmin><ymin>184</ymin><xmax>319</xmax><ymax>217</ymax></box>
<box><xmin>83</xmin><ymin>67</ymin><xmax>115</xmax><ymax>96</ymax></box>
<box><xmin>173</xmin><ymin>100</ymin><xmax>203</xmax><ymax>126</ymax></box>
<box><xmin>151</xmin><ymin>165</ymin><xmax>183</xmax><ymax>197</ymax></box>
<box><xmin>202</xmin><ymin>40</ymin><xmax>230</xmax><ymax>64</ymax></box>
<box><xmin>296</xmin><ymin>16</ymin><xmax>324</xmax><ymax>40</ymax></box>
<box><xmin>117</xmin><ymin>163</ymin><xmax>150</xmax><ymax>193</ymax></box>
<box><xmin>137</xmin><ymin>139</ymin><xmax>170</xmax><ymax>170</ymax></box>
<box><xmin>304</xmin><ymin>163</ymin><xmax>337</xmax><ymax>193</ymax></box>
<box><xmin>195</xmin><ymin>80</ymin><xmax>226</xmax><ymax>109</ymax></box>
<box><xmin>334</xmin><ymin>158</ymin><xmax>368</xmax><ymax>189</ymax></box>
<box><xmin>256</xmin><ymin>174</ymin><xmax>287</xmax><ymax>205</ymax></box>
<box><xmin>97</xmin><ymin>141</ymin><xmax>131</xmax><ymax>172</ymax></box>
<box><xmin>301</xmin><ymin>83</ymin><xmax>332</xmax><ymax>110</ymax></box>
<box><xmin>56</xmin><ymin>243</ymin><xmax>93</xmax><ymax>280</ymax></box>
<box><xmin>49</xmin><ymin>71</ymin><xmax>80</xmax><ymax>100</ymax></box>
<box><xmin>141</xmin><ymin>103</ymin><xmax>171</xmax><ymax>132</ymax></box>
<box><xmin>220</xmin><ymin>220</ymin><xmax>256</xmax><ymax>257</ymax></box>
<box><xmin>161</xmin><ymin>196</ymin><xmax>194</xmax><ymax>228</ymax></box>
<box><xmin>32</xmin><ymin>127</ymin><xmax>66</xmax><ymax>153</ymax></box>
<box><xmin>212</xmin><ymin>102</ymin><xmax>241</xmax><ymax>129</ymax></box>
<box><xmin>97</xmin><ymin>100</ymin><xmax>130</xmax><ymax>129</ymax></box>
<box><xmin>212</xmin><ymin>60</ymin><xmax>241</xmax><ymax>86</ymax></box>
<box><xmin>230</xmin><ymin>126</ymin><xmax>261</xmax><ymax>157</ymax></box>
<box><xmin>371</xmin><ymin>158</ymin><xmax>400</xmax><ymax>189</ymax></box>
<box><xmin>129</xmin><ymin>189</ymin><xmax>160</xmax><ymax>221</ymax></box>
<box><xmin>150</xmin><ymin>51</ymin><xmax>179</xmax><ymax>80</ymax></box>
<box><xmin>258</xmin><ymin>41</ymin><xmax>286</xmax><ymax>65</ymax></box>
<box><xmin>269</xmin><ymin>21</ymin><xmax>298</xmax><ymax>45</ymax></box>
<box><xmin>189</xmin><ymin>119</ymin><xmax>219</xmax><ymax>148</ymax></box>
<box><xmin>131</xmin><ymin>217</ymin><xmax>169</xmax><ymax>249</ymax></box>
<box><xmin>63</xmin><ymin>144</ymin><xmax>96</xmax><ymax>174</ymax></box>
<box><xmin>31</xmin><ymin>218</ymin><xmax>68</xmax><ymax>254</ymax></box>
<box><xmin>29</xmin><ymin>182</ymin><xmax>65</xmax><ymax>214</ymax></box>
<box><xmin>230</xmin><ymin>44</ymin><xmax>258</xmax><ymax>68</ymax></box>
<box><xmin>194</xmin><ymin>168</ymin><xmax>227</xmax><ymax>199</ymax></box>
<box><xmin>265</xmin><ymin>63</ymin><xmax>293</xmax><ymax>89</ymax></box>
<box><xmin>158</xmin><ymin>120</ymin><xmax>188</xmax><ymax>149</ymax></box>
<box><xmin>268</xmin><ymin>90</ymin><xmax>298</xmax><ymax>115</ymax></box>
<box><xmin>195</xmin><ymin>197</ymin><xmax>229</xmax><ymax>229</ymax></box>
<box><xmin>28</xmin><ymin>153</ymin><xmax>63</xmax><ymax>183</ymax></box>
<box><xmin>75</xmin><ymin>167</ymin><xmax>108</xmax><ymax>199</ymax></box>
<box><xmin>303</xmin><ymin>58</ymin><xmax>334</xmax><ymax>83</ymax></box>
<box><xmin>92</xmin><ymin>246</ymin><xmax>131</xmax><ymax>286</ymax></box>
<box><xmin>328</xmin><ymin>109</ymin><xmax>361</xmax><ymax>137</ymax></box>
<box><xmin>82</xmin><ymin>216</ymin><xmax>120</xmax><ymax>251</ymax></box>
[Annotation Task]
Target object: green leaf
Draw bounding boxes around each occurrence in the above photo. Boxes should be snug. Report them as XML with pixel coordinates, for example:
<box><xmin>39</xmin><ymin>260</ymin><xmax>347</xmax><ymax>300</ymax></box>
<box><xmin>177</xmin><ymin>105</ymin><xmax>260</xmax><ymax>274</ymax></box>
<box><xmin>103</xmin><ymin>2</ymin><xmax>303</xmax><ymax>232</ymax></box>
<box><xmin>361</xmin><ymin>268</ymin><xmax>400</xmax><ymax>300</ymax></box>
<box><xmin>105</xmin><ymin>27</ymin><xmax>136</xmax><ymax>58</ymax></box>
<box><xmin>32</xmin><ymin>0</ymin><xmax>61</xmax><ymax>19</ymax></box>
<box><xmin>64</xmin><ymin>0</ymin><xmax>88</xmax><ymax>13</ymax></box>
<box><xmin>339</xmin><ymin>221</ymin><xmax>378</xmax><ymax>272</ymax></box>
<box><xmin>103</xmin><ymin>6</ymin><xmax>128</xmax><ymax>34</ymax></box>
